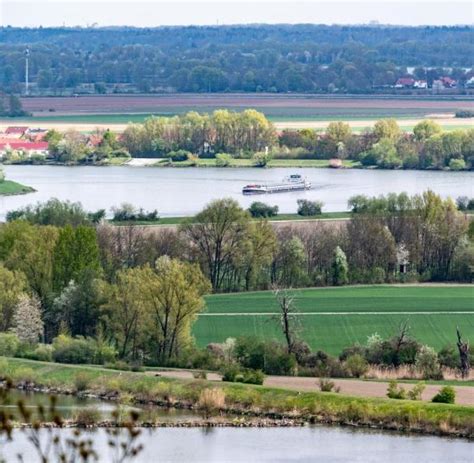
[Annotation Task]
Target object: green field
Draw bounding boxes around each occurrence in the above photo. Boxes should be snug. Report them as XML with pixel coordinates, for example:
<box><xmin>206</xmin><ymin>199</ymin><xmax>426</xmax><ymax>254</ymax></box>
<box><xmin>0</xmin><ymin>180</ymin><xmax>35</xmax><ymax>196</ymax></box>
<box><xmin>194</xmin><ymin>285</ymin><xmax>474</xmax><ymax>354</ymax></box>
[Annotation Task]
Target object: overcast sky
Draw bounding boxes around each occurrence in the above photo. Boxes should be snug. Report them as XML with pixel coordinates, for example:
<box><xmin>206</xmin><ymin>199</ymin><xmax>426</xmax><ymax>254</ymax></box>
<box><xmin>1</xmin><ymin>0</ymin><xmax>472</xmax><ymax>27</ymax></box>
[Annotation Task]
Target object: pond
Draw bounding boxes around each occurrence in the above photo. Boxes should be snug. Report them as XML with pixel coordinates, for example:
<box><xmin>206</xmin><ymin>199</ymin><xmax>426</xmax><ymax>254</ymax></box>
<box><xmin>1</xmin><ymin>165</ymin><xmax>473</xmax><ymax>219</ymax></box>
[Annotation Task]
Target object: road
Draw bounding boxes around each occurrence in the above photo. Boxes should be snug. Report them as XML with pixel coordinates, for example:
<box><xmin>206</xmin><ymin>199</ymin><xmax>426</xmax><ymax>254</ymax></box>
<box><xmin>148</xmin><ymin>369</ymin><xmax>474</xmax><ymax>406</ymax></box>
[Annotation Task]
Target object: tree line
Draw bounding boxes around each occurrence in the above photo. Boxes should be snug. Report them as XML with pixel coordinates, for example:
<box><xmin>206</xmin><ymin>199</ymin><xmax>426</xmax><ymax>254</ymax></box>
<box><xmin>0</xmin><ymin>191</ymin><xmax>471</xmax><ymax>366</ymax></box>
<box><xmin>0</xmin><ymin>25</ymin><xmax>472</xmax><ymax>95</ymax></box>
<box><xmin>4</xmin><ymin>111</ymin><xmax>469</xmax><ymax>171</ymax></box>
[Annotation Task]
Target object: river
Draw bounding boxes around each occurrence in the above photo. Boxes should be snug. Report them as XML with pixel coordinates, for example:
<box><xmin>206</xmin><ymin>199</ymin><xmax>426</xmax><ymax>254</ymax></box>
<box><xmin>2</xmin><ymin>426</ymin><xmax>472</xmax><ymax>462</ymax></box>
<box><xmin>1</xmin><ymin>391</ymin><xmax>472</xmax><ymax>462</ymax></box>
<box><xmin>1</xmin><ymin>165</ymin><xmax>473</xmax><ymax>219</ymax></box>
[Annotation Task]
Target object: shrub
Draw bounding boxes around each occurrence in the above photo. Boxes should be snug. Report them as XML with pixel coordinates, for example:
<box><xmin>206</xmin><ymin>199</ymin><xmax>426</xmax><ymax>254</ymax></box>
<box><xmin>297</xmin><ymin>199</ymin><xmax>323</xmax><ymax>216</ymax></box>
<box><xmin>73</xmin><ymin>408</ymin><xmax>101</xmax><ymax>426</ymax></box>
<box><xmin>345</xmin><ymin>354</ymin><xmax>369</xmax><ymax>378</ymax></box>
<box><xmin>455</xmin><ymin>110</ymin><xmax>474</xmax><ymax>118</ymax></box>
<box><xmin>407</xmin><ymin>381</ymin><xmax>426</xmax><ymax>401</ymax></box>
<box><xmin>432</xmin><ymin>386</ymin><xmax>456</xmax><ymax>404</ymax></box>
<box><xmin>215</xmin><ymin>153</ymin><xmax>233</xmax><ymax>167</ymax></box>
<box><xmin>253</xmin><ymin>150</ymin><xmax>272</xmax><ymax>167</ymax></box>
<box><xmin>318</xmin><ymin>378</ymin><xmax>339</xmax><ymax>393</ymax></box>
<box><xmin>111</xmin><ymin>203</ymin><xmax>158</xmax><ymax>222</ymax></box>
<box><xmin>192</xmin><ymin>370</ymin><xmax>207</xmax><ymax>380</ymax></box>
<box><xmin>415</xmin><ymin>345</ymin><xmax>442</xmax><ymax>380</ymax></box>
<box><xmin>28</xmin><ymin>343</ymin><xmax>53</xmax><ymax>362</ymax></box>
<box><xmin>248</xmin><ymin>201</ymin><xmax>279</xmax><ymax>218</ymax></box>
<box><xmin>387</xmin><ymin>380</ymin><xmax>406</xmax><ymax>400</ymax></box>
<box><xmin>52</xmin><ymin>335</ymin><xmax>97</xmax><ymax>364</ymax></box>
<box><xmin>438</xmin><ymin>345</ymin><xmax>458</xmax><ymax>369</ymax></box>
<box><xmin>0</xmin><ymin>332</ymin><xmax>20</xmax><ymax>357</ymax></box>
<box><xmin>168</xmin><ymin>149</ymin><xmax>191</xmax><ymax>162</ymax></box>
<box><xmin>74</xmin><ymin>372</ymin><xmax>93</xmax><ymax>392</ymax></box>
<box><xmin>221</xmin><ymin>365</ymin><xmax>265</xmax><ymax>385</ymax></box>
<box><xmin>198</xmin><ymin>388</ymin><xmax>226</xmax><ymax>418</ymax></box>
<box><xmin>449</xmin><ymin>158</ymin><xmax>466</xmax><ymax>171</ymax></box>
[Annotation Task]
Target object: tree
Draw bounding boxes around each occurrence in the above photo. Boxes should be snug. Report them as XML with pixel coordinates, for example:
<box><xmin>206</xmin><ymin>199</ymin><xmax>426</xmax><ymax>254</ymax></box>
<box><xmin>413</xmin><ymin>120</ymin><xmax>442</xmax><ymax>141</ymax></box>
<box><xmin>142</xmin><ymin>257</ymin><xmax>211</xmax><ymax>363</ymax></box>
<box><xmin>7</xmin><ymin>94</ymin><xmax>29</xmax><ymax>117</ymax></box>
<box><xmin>297</xmin><ymin>199</ymin><xmax>323</xmax><ymax>216</ymax></box>
<box><xmin>52</xmin><ymin>225</ymin><xmax>101</xmax><ymax>292</ymax></box>
<box><xmin>52</xmin><ymin>269</ymin><xmax>106</xmax><ymax>337</ymax></box>
<box><xmin>180</xmin><ymin>199</ymin><xmax>250</xmax><ymax>291</ymax></box>
<box><xmin>248</xmin><ymin>202</ymin><xmax>278</xmax><ymax>218</ymax></box>
<box><xmin>273</xmin><ymin>287</ymin><xmax>300</xmax><ymax>354</ymax></box>
<box><xmin>0</xmin><ymin>265</ymin><xmax>27</xmax><ymax>331</ymax></box>
<box><xmin>332</xmin><ymin>246</ymin><xmax>348</xmax><ymax>285</ymax></box>
<box><xmin>456</xmin><ymin>328</ymin><xmax>470</xmax><ymax>379</ymax></box>
<box><xmin>13</xmin><ymin>295</ymin><xmax>44</xmax><ymax>344</ymax></box>
<box><xmin>372</xmin><ymin>119</ymin><xmax>401</xmax><ymax>142</ymax></box>
<box><xmin>274</xmin><ymin>235</ymin><xmax>307</xmax><ymax>287</ymax></box>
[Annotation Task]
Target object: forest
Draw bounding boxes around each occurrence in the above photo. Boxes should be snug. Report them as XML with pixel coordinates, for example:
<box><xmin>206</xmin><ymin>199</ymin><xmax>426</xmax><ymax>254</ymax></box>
<box><xmin>0</xmin><ymin>25</ymin><xmax>473</xmax><ymax>94</ymax></box>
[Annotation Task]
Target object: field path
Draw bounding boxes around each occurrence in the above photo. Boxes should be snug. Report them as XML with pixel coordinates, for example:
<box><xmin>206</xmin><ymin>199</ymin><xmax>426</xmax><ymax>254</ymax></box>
<box><xmin>149</xmin><ymin>370</ymin><xmax>474</xmax><ymax>406</ymax></box>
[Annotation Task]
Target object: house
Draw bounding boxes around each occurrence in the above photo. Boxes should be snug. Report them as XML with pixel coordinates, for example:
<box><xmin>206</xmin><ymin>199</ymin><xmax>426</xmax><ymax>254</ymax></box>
<box><xmin>413</xmin><ymin>80</ymin><xmax>427</xmax><ymax>89</ymax></box>
<box><xmin>465</xmin><ymin>76</ymin><xmax>474</xmax><ymax>88</ymax></box>
<box><xmin>4</xmin><ymin>126</ymin><xmax>29</xmax><ymax>138</ymax></box>
<box><xmin>440</xmin><ymin>76</ymin><xmax>457</xmax><ymax>88</ymax></box>
<box><xmin>0</xmin><ymin>141</ymin><xmax>49</xmax><ymax>158</ymax></box>
<box><xmin>395</xmin><ymin>77</ymin><xmax>415</xmax><ymax>88</ymax></box>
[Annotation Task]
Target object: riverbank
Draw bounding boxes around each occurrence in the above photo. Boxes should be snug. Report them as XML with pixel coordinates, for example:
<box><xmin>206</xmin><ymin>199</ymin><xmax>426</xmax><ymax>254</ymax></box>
<box><xmin>2</xmin><ymin>358</ymin><xmax>473</xmax><ymax>438</ymax></box>
<box><xmin>0</xmin><ymin>180</ymin><xmax>36</xmax><ymax>196</ymax></box>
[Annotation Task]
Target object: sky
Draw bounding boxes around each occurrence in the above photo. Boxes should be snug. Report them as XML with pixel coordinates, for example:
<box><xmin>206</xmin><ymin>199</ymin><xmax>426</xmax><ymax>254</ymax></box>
<box><xmin>1</xmin><ymin>0</ymin><xmax>473</xmax><ymax>27</ymax></box>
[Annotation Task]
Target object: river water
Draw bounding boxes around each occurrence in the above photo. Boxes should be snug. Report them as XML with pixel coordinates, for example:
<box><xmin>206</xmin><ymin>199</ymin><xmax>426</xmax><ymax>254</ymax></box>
<box><xmin>1</xmin><ymin>165</ymin><xmax>473</xmax><ymax>218</ymax></box>
<box><xmin>2</xmin><ymin>426</ymin><xmax>472</xmax><ymax>462</ymax></box>
<box><xmin>1</xmin><ymin>391</ymin><xmax>473</xmax><ymax>462</ymax></box>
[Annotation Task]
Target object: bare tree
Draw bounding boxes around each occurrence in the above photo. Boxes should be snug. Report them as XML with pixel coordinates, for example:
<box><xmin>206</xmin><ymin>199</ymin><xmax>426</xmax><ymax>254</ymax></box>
<box><xmin>392</xmin><ymin>320</ymin><xmax>410</xmax><ymax>366</ymax></box>
<box><xmin>272</xmin><ymin>286</ymin><xmax>300</xmax><ymax>354</ymax></box>
<box><xmin>456</xmin><ymin>327</ymin><xmax>470</xmax><ymax>379</ymax></box>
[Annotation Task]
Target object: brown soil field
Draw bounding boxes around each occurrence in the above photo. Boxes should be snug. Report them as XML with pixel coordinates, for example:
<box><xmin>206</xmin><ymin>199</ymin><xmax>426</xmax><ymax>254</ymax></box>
<box><xmin>149</xmin><ymin>370</ymin><xmax>474</xmax><ymax>406</ymax></box>
<box><xmin>20</xmin><ymin>94</ymin><xmax>474</xmax><ymax>114</ymax></box>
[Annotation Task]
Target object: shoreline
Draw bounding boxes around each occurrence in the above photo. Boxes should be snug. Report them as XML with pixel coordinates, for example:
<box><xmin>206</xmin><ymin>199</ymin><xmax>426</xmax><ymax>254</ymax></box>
<box><xmin>2</xmin><ymin>359</ymin><xmax>473</xmax><ymax>439</ymax></box>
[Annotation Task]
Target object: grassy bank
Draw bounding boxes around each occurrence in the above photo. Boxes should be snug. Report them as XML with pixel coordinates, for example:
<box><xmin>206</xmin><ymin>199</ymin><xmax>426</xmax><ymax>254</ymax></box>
<box><xmin>0</xmin><ymin>180</ymin><xmax>36</xmax><ymax>196</ymax></box>
<box><xmin>110</xmin><ymin>211</ymin><xmax>351</xmax><ymax>226</ymax></box>
<box><xmin>149</xmin><ymin>158</ymin><xmax>360</xmax><ymax>168</ymax></box>
<box><xmin>196</xmin><ymin>285</ymin><xmax>474</xmax><ymax>354</ymax></box>
<box><xmin>1</xmin><ymin>358</ymin><xmax>473</xmax><ymax>437</ymax></box>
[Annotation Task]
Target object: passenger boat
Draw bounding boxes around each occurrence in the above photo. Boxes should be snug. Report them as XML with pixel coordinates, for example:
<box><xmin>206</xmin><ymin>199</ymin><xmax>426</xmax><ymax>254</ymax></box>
<box><xmin>242</xmin><ymin>174</ymin><xmax>312</xmax><ymax>195</ymax></box>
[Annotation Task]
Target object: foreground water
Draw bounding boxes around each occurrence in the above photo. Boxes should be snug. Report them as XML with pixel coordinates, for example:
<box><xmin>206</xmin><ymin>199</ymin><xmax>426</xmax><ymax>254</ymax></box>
<box><xmin>1</xmin><ymin>392</ymin><xmax>472</xmax><ymax>462</ymax></box>
<box><xmin>2</xmin><ymin>427</ymin><xmax>472</xmax><ymax>463</ymax></box>
<box><xmin>1</xmin><ymin>165</ymin><xmax>473</xmax><ymax>218</ymax></box>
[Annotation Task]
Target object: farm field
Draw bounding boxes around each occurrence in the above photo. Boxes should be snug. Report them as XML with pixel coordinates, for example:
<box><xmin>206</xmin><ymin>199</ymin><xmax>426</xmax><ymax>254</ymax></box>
<box><xmin>194</xmin><ymin>285</ymin><xmax>474</xmax><ymax>354</ymax></box>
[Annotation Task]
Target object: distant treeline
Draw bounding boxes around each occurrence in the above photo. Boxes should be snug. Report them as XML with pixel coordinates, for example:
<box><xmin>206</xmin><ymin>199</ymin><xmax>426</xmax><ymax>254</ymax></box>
<box><xmin>0</xmin><ymin>25</ymin><xmax>472</xmax><ymax>94</ymax></box>
<box><xmin>3</xmin><ymin>110</ymin><xmax>472</xmax><ymax>171</ymax></box>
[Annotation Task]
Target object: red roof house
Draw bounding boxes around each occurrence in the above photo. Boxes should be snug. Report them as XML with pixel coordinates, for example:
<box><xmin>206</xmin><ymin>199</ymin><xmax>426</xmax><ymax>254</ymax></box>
<box><xmin>4</xmin><ymin>126</ymin><xmax>29</xmax><ymax>137</ymax></box>
<box><xmin>0</xmin><ymin>141</ymin><xmax>48</xmax><ymax>152</ymax></box>
<box><xmin>395</xmin><ymin>78</ymin><xmax>415</xmax><ymax>88</ymax></box>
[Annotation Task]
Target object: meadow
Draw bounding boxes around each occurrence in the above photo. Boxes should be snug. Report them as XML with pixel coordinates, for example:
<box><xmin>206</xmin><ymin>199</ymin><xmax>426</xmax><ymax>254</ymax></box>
<box><xmin>195</xmin><ymin>286</ymin><xmax>474</xmax><ymax>354</ymax></box>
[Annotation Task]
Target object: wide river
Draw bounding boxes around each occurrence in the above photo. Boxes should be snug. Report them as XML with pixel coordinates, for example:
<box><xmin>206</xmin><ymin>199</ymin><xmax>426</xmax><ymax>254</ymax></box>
<box><xmin>1</xmin><ymin>165</ymin><xmax>473</xmax><ymax>218</ymax></box>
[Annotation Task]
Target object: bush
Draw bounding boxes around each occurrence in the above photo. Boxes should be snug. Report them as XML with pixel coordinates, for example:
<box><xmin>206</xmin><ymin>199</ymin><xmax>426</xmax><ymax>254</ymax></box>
<box><xmin>221</xmin><ymin>365</ymin><xmax>265</xmax><ymax>385</ymax></box>
<box><xmin>431</xmin><ymin>386</ymin><xmax>456</xmax><ymax>404</ymax></box>
<box><xmin>253</xmin><ymin>150</ymin><xmax>272</xmax><ymax>167</ymax></box>
<box><xmin>52</xmin><ymin>335</ymin><xmax>97</xmax><ymax>364</ymax></box>
<box><xmin>318</xmin><ymin>378</ymin><xmax>339</xmax><ymax>393</ymax></box>
<box><xmin>0</xmin><ymin>332</ymin><xmax>20</xmax><ymax>357</ymax></box>
<box><xmin>168</xmin><ymin>149</ymin><xmax>191</xmax><ymax>162</ymax></box>
<box><xmin>455</xmin><ymin>110</ymin><xmax>474</xmax><ymax>118</ymax></box>
<box><xmin>111</xmin><ymin>203</ymin><xmax>159</xmax><ymax>222</ymax></box>
<box><xmin>215</xmin><ymin>153</ymin><xmax>233</xmax><ymax>167</ymax></box>
<box><xmin>73</xmin><ymin>408</ymin><xmax>101</xmax><ymax>426</ymax></box>
<box><xmin>438</xmin><ymin>345</ymin><xmax>458</xmax><ymax>369</ymax></box>
<box><xmin>248</xmin><ymin>201</ymin><xmax>279</xmax><ymax>218</ymax></box>
<box><xmin>387</xmin><ymin>380</ymin><xmax>406</xmax><ymax>400</ymax></box>
<box><xmin>74</xmin><ymin>372</ymin><xmax>93</xmax><ymax>391</ymax></box>
<box><xmin>198</xmin><ymin>388</ymin><xmax>226</xmax><ymax>418</ymax></box>
<box><xmin>192</xmin><ymin>370</ymin><xmax>207</xmax><ymax>380</ymax></box>
<box><xmin>345</xmin><ymin>354</ymin><xmax>369</xmax><ymax>378</ymax></box>
<box><xmin>407</xmin><ymin>381</ymin><xmax>426</xmax><ymax>401</ymax></box>
<box><xmin>449</xmin><ymin>158</ymin><xmax>466</xmax><ymax>171</ymax></box>
<box><xmin>415</xmin><ymin>345</ymin><xmax>442</xmax><ymax>380</ymax></box>
<box><xmin>297</xmin><ymin>199</ymin><xmax>323</xmax><ymax>216</ymax></box>
<box><xmin>30</xmin><ymin>344</ymin><xmax>53</xmax><ymax>362</ymax></box>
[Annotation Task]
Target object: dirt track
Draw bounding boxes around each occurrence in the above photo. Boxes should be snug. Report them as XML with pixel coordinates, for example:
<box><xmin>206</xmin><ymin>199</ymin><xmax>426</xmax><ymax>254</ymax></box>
<box><xmin>149</xmin><ymin>370</ymin><xmax>474</xmax><ymax>406</ymax></box>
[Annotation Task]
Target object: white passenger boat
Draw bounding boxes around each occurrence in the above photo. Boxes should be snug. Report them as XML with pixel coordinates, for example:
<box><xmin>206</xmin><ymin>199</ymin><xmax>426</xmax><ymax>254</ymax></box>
<box><xmin>242</xmin><ymin>174</ymin><xmax>312</xmax><ymax>195</ymax></box>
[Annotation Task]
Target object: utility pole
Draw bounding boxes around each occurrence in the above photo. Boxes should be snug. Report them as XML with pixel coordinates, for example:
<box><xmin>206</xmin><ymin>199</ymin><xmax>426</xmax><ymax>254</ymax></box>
<box><xmin>25</xmin><ymin>48</ymin><xmax>30</xmax><ymax>96</ymax></box>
